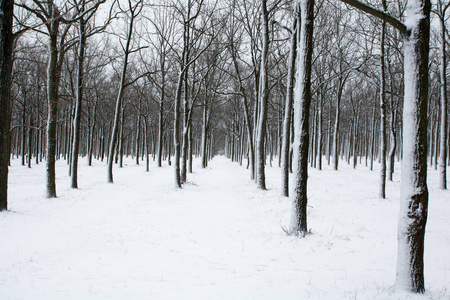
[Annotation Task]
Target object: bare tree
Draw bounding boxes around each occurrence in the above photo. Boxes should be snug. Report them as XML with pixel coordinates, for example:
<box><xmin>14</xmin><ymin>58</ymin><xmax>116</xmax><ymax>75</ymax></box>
<box><xmin>107</xmin><ymin>0</ymin><xmax>143</xmax><ymax>183</ymax></box>
<box><xmin>71</xmin><ymin>0</ymin><xmax>110</xmax><ymax>188</ymax></box>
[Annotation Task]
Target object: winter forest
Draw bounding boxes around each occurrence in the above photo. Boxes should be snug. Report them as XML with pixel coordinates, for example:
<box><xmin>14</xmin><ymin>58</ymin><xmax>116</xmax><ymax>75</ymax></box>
<box><xmin>0</xmin><ymin>0</ymin><xmax>449</xmax><ymax>298</ymax></box>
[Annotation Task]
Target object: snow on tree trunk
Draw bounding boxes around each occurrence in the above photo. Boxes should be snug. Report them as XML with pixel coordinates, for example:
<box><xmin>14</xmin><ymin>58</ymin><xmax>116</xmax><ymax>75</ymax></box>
<box><xmin>71</xmin><ymin>11</ymin><xmax>86</xmax><ymax>189</ymax></box>
<box><xmin>290</xmin><ymin>0</ymin><xmax>314</xmax><ymax>236</ymax></box>
<box><xmin>281</xmin><ymin>10</ymin><xmax>298</xmax><ymax>197</ymax></box>
<box><xmin>396</xmin><ymin>0</ymin><xmax>430</xmax><ymax>293</ymax></box>
<box><xmin>256</xmin><ymin>0</ymin><xmax>270</xmax><ymax>190</ymax></box>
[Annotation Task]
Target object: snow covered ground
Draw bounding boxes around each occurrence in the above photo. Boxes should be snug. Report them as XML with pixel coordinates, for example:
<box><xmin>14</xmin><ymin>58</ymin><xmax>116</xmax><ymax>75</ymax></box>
<box><xmin>0</xmin><ymin>155</ymin><xmax>449</xmax><ymax>299</ymax></box>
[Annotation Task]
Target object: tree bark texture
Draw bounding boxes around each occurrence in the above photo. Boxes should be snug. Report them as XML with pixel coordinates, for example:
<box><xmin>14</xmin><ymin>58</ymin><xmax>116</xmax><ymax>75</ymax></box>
<box><xmin>256</xmin><ymin>0</ymin><xmax>269</xmax><ymax>190</ymax></box>
<box><xmin>0</xmin><ymin>0</ymin><xmax>14</xmax><ymax>211</ymax></box>
<box><xmin>396</xmin><ymin>0</ymin><xmax>430</xmax><ymax>292</ymax></box>
<box><xmin>290</xmin><ymin>0</ymin><xmax>314</xmax><ymax>236</ymax></box>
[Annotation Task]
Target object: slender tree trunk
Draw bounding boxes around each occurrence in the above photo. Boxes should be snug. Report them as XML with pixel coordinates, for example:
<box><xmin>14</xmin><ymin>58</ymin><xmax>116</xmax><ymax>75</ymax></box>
<box><xmin>256</xmin><ymin>0</ymin><xmax>270</xmax><ymax>190</ymax></box>
<box><xmin>230</xmin><ymin>42</ymin><xmax>254</xmax><ymax>179</ymax></box>
<box><xmin>88</xmin><ymin>95</ymin><xmax>97</xmax><ymax>166</ymax></box>
<box><xmin>145</xmin><ymin>116</ymin><xmax>149</xmax><ymax>172</ymax></box>
<box><xmin>318</xmin><ymin>94</ymin><xmax>323</xmax><ymax>170</ymax></box>
<box><xmin>107</xmin><ymin>6</ymin><xmax>135</xmax><ymax>183</ymax></box>
<box><xmin>174</xmin><ymin>72</ymin><xmax>183</xmax><ymax>188</ymax></box>
<box><xmin>333</xmin><ymin>92</ymin><xmax>340</xmax><ymax>170</ymax></box>
<box><xmin>201</xmin><ymin>100</ymin><xmax>208</xmax><ymax>168</ymax></box>
<box><xmin>21</xmin><ymin>93</ymin><xmax>26</xmax><ymax>166</ymax></box>
<box><xmin>188</xmin><ymin>126</ymin><xmax>193</xmax><ymax>173</ymax></box>
<box><xmin>281</xmin><ymin>10</ymin><xmax>298</xmax><ymax>197</ymax></box>
<box><xmin>119</xmin><ymin>105</ymin><xmax>124</xmax><ymax>168</ymax></box>
<box><xmin>28</xmin><ymin>115</ymin><xmax>32</xmax><ymax>168</ymax></box>
<box><xmin>352</xmin><ymin>113</ymin><xmax>358</xmax><ymax>169</ymax></box>
<box><xmin>71</xmin><ymin>11</ymin><xmax>86</xmax><ymax>189</ymax></box>
<box><xmin>370</xmin><ymin>105</ymin><xmax>376</xmax><ymax>171</ymax></box>
<box><xmin>439</xmin><ymin>13</ymin><xmax>448</xmax><ymax>189</ymax></box>
<box><xmin>389</xmin><ymin>109</ymin><xmax>396</xmax><ymax>180</ymax></box>
<box><xmin>157</xmin><ymin>69</ymin><xmax>165</xmax><ymax>167</ymax></box>
<box><xmin>379</xmin><ymin>11</ymin><xmax>387</xmax><ymax>199</ymax></box>
<box><xmin>136</xmin><ymin>102</ymin><xmax>141</xmax><ymax>165</ymax></box>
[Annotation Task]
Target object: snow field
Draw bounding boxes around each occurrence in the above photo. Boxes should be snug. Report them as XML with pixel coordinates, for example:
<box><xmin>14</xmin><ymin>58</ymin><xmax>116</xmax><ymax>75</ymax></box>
<box><xmin>0</xmin><ymin>156</ymin><xmax>449</xmax><ymax>299</ymax></box>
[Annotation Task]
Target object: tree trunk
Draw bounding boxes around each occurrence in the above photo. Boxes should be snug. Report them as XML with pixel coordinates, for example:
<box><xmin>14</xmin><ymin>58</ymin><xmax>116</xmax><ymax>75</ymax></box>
<box><xmin>395</xmin><ymin>0</ymin><xmax>431</xmax><ymax>292</ymax></box>
<box><xmin>256</xmin><ymin>0</ymin><xmax>270</xmax><ymax>190</ymax></box>
<box><xmin>333</xmin><ymin>92</ymin><xmax>340</xmax><ymax>170</ymax></box>
<box><xmin>201</xmin><ymin>100</ymin><xmax>208</xmax><ymax>168</ymax></box>
<box><xmin>136</xmin><ymin>103</ymin><xmax>141</xmax><ymax>165</ymax></box>
<box><xmin>71</xmin><ymin>11</ymin><xmax>86</xmax><ymax>189</ymax></box>
<box><xmin>0</xmin><ymin>0</ymin><xmax>13</xmax><ymax>210</ymax></box>
<box><xmin>379</xmin><ymin>11</ymin><xmax>387</xmax><ymax>199</ymax></box>
<box><xmin>290</xmin><ymin>0</ymin><xmax>314</xmax><ymax>236</ymax></box>
<box><xmin>318</xmin><ymin>93</ymin><xmax>323</xmax><ymax>171</ymax></box>
<box><xmin>173</xmin><ymin>72</ymin><xmax>183</xmax><ymax>188</ymax></box>
<box><xmin>389</xmin><ymin>109</ymin><xmax>396</xmax><ymax>181</ymax></box>
<box><xmin>107</xmin><ymin>6</ymin><xmax>135</xmax><ymax>183</ymax></box>
<box><xmin>370</xmin><ymin>105</ymin><xmax>376</xmax><ymax>171</ymax></box>
<box><xmin>157</xmin><ymin>69</ymin><xmax>165</xmax><ymax>167</ymax></box>
<box><xmin>28</xmin><ymin>115</ymin><xmax>33</xmax><ymax>168</ymax></box>
<box><xmin>439</xmin><ymin>13</ymin><xmax>448</xmax><ymax>189</ymax></box>
<box><xmin>46</xmin><ymin>24</ymin><xmax>60</xmax><ymax>198</ymax></box>
<box><xmin>281</xmin><ymin>10</ymin><xmax>298</xmax><ymax>197</ymax></box>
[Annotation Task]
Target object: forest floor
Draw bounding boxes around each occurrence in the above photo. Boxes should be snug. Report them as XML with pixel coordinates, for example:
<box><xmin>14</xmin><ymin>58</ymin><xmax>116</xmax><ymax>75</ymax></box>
<box><xmin>1</xmin><ymin>155</ymin><xmax>449</xmax><ymax>300</ymax></box>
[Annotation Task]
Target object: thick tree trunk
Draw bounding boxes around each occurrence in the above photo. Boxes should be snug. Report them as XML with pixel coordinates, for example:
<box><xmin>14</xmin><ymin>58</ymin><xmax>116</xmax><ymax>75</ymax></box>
<box><xmin>0</xmin><ymin>0</ymin><xmax>13</xmax><ymax>210</ymax></box>
<box><xmin>290</xmin><ymin>0</ymin><xmax>314</xmax><ymax>236</ymax></box>
<box><xmin>281</xmin><ymin>11</ymin><xmax>298</xmax><ymax>197</ymax></box>
<box><xmin>396</xmin><ymin>0</ymin><xmax>430</xmax><ymax>292</ymax></box>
